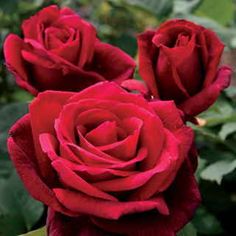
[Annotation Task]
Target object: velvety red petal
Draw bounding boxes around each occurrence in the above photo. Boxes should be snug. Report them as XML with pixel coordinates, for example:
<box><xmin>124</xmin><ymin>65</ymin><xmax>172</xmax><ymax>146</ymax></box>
<box><xmin>150</xmin><ymin>100</ymin><xmax>184</xmax><ymax>131</ymax></box>
<box><xmin>121</xmin><ymin>79</ymin><xmax>149</xmax><ymax>96</ymax></box>
<box><xmin>202</xmin><ymin>30</ymin><xmax>224</xmax><ymax>87</ymax></box>
<box><xmin>98</xmin><ymin>118</ymin><xmax>142</xmax><ymax>160</ymax></box>
<box><xmin>85</xmin><ymin>121</ymin><xmax>118</xmax><ymax>146</ymax></box>
<box><xmin>51</xmin><ymin>157</ymin><xmax>137</xmax><ymax>182</ymax></box>
<box><xmin>22</xmin><ymin>5</ymin><xmax>60</xmax><ymax>41</ymax></box>
<box><xmin>68</xmin><ymin>82</ymin><xmax>152</xmax><ymax>112</ymax></box>
<box><xmin>138</xmin><ymin>30</ymin><xmax>159</xmax><ymax>97</ymax></box>
<box><xmin>93</xmin><ymin>159</ymin><xmax>201</xmax><ymax>236</ymax></box>
<box><xmin>156</xmin><ymin>36</ymin><xmax>203</xmax><ymax>96</ymax></box>
<box><xmin>54</xmin><ymin>188</ymin><xmax>169</xmax><ymax>219</ymax></box>
<box><xmin>7</xmin><ymin>114</ymin><xmax>74</xmax><ymax>216</ymax></box>
<box><xmin>179</xmin><ymin>66</ymin><xmax>232</xmax><ymax>116</ymax></box>
<box><xmin>155</xmin><ymin>45</ymin><xmax>190</xmax><ymax>103</ymax></box>
<box><xmin>50</xmin><ymin>39</ymin><xmax>80</xmax><ymax>64</ymax></box>
<box><xmin>55</xmin><ymin>15</ymin><xmax>97</xmax><ymax>67</ymax></box>
<box><xmin>29</xmin><ymin>91</ymin><xmax>74</xmax><ymax>180</ymax></box>
<box><xmin>92</xmin><ymin>41</ymin><xmax>136</xmax><ymax>83</ymax></box>
<box><xmin>51</xmin><ymin>159</ymin><xmax>117</xmax><ymax>201</ymax></box>
<box><xmin>3</xmin><ymin>34</ymin><xmax>38</xmax><ymax>95</ymax></box>
<box><xmin>47</xmin><ymin>209</ymin><xmax>108</xmax><ymax>236</ymax></box>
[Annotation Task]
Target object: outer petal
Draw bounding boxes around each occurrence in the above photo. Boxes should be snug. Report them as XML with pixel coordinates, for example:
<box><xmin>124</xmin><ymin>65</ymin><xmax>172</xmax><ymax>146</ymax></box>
<box><xmin>47</xmin><ymin>209</ymin><xmax>109</xmax><ymax>236</ymax></box>
<box><xmin>7</xmin><ymin>114</ymin><xmax>74</xmax><ymax>216</ymax></box>
<box><xmin>138</xmin><ymin>30</ymin><xmax>159</xmax><ymax>97</ymax></box>
<box><xmin>150</xmin><ymin>100</ymin><xmax>184</xmax><ymax>131</ymax></box>
<box><xmin>93</xmin><ymin>159</ymin><xmax>201</xmax><ymax>236</ymax></box>
<box><xmin>179</xmin><ymin>66</ymin><xmax>232</xmax><ymax>116</ymax></box>
<box><xmin>3</xmin><ymin>34</ymin><xmax>38</xmax><ymax>95</ymax></box>
<box><xmin>202</xmin><ymin>30</ymin><xmax>224</xmax><ymax>87</ymax></box>
<box><xmin>22</xmin><ymin>5</ymin><xmax>59</xmax><ymax>41</ymax></box>
<box><xmin>53</xmin><ymin>188</ymin><xmax>169</xmax><ymax>219</ymax></box>
<box><xmin>92</xmin><ymin>41</ymin><xmax>136</xmax><ymax>83</ymax></box>
<box><xmin>29</xmin><ymin>91</ymin><xmax>75</xmax><ymax>181</ymax></box>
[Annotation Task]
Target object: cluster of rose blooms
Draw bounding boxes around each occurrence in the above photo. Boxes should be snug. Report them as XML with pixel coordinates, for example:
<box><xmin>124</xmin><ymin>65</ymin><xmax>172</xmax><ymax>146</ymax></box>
<box><xmin>4</xmin><ymin>5</ymin><xmax>232</xmax><ymax>236</ymax></box>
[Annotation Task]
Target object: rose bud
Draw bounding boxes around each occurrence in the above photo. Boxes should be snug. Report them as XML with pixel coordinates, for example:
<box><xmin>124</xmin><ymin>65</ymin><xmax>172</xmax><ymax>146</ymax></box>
<box><xmin>3</xmin><ymin>5</ymin><xmax>135</xmax><ymax>96</ymax></box>
<box><xmin>8</xmin><ymin>82</ymin><xmax>200</xmax><ymax>236</ymax></box>
<box><xmin>138</xmin><ymin>19</ymin><xmax>232</xmax><ymax>116</ymax></box>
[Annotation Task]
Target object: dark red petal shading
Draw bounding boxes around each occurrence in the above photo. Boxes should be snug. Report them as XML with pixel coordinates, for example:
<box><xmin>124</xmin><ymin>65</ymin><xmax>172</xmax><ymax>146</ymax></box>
<box><xmin>179</xmin><ymin>66</ymin><xmax>232</xmax><ymax>116</ymax></box>
<box><xmin>138</xmin><ymin>30</ymin><xmax>159</xmax><ymax>97</ymax></box>
<box><xmin>201</xmin><ymin>30</ymin><xmax>224</xmax><ymax>87</ymax></box>
<box><xmin>93</xmin><ymin>159</ymin><xmax>201</xmax><ymax>236</ymax></box>
<box><xmin>92</xmin><ymin>41</ymin><xmax>136</xmax><ymax>83</ymax></box>
<box><xmin>47</xmin><ymin>209</ymin><xmax>109</xmax><ymax>236</ymax></box>
<box><xmin>29</xmin><ymin>91</ymin><xmax>75</xmax><ymax>181</ymax></box>
<box><xmin>7</xmin><ymin>114</ymin><xmax>75</xmax><ymax>216</ymax></box>
<box><xmin>150</xmin><ymin>100</ymin><xmax>184</xmax><ymax>131</ymax></box>
<box><xmin>54</xmin><ymin>188</ymin><xmax>169</xmax><ymax>219</ymax></box>
<box><xmin>22</xmin><ymin>5</ymin><xmax>60</xmax><ymax>41</ymax></box>
<box><xmin>3</xmin><ymin>34</ymin><xmax>38</xmax><ymax>95</ymax></box>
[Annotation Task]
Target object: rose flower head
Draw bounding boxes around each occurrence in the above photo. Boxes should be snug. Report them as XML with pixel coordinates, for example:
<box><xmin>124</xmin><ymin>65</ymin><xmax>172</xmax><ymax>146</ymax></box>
<box><xmin>8</xmin><ymin>82</ymin><xmax>200</xmax><ymax>236</ymax></box>
<box><xmin>138</xmin><ymin>19</ymin><xmax>232</xmax><ymax>116</ymax></box>
<box><xmin>4</xmin><ymin>5</ymin><xmax>135</xmax><ymax>95</ymax></box>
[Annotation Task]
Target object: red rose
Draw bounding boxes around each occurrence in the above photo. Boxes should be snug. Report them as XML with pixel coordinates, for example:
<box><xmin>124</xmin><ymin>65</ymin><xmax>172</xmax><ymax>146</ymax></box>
<box><xmin>8</xmin><ymin>82</ymin><xmax>200</xmax><ymax>235</ymax></box>
<box><xmin>138</xmin><ymin>19</ymin><xmax>232</xmax><ymax>116</ymax></box>
<box><xmin>3</xmin><ymin>5</ymin><xmax>135</xmax><ymax>95</ymax></box>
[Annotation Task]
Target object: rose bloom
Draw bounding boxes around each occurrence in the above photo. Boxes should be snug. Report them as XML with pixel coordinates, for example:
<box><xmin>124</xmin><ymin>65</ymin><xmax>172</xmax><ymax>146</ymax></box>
<box><xmin>3</xmin><ymin>5</ymin><xmax>135</xmax><ymax>95</ymax></box>
<box><xmin>138</xmin><ymin>19</ymin><xmax>232</xmax><ymax>116</ymax></box>
<box><xmin>8</xmin><ymin>82</ymin><xmax>200</xmax><ymax>236</ymax></box>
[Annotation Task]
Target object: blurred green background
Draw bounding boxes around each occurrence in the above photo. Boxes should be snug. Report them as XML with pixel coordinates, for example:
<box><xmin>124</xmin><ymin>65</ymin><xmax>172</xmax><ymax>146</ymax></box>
<box><xmin>0</xmin><ymin>0</ymin><xmax>236</xmax><ymax>235</ymax></box>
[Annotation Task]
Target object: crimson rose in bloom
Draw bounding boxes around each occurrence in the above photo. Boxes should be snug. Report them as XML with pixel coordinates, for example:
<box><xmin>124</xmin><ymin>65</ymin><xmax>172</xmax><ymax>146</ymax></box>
<box><xmin>3</xmin><ymin>5</ymin><xmax>135</xmax><ymax>95</ymax></box>
<box><xmin>8</xmin><ymin>82</ymin><xmax>200</xmax><ymax>236</ymax></box>
<box><xmin>138</xmin><ymin>19</ymin><xmax>232</xmax><ymax>116</ymax></box>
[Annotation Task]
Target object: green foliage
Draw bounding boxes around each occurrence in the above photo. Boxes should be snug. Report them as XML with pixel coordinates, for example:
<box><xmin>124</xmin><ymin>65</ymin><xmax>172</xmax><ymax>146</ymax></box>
<box><xmin>192</xmin><ymin>206</ymin><xmax>223</xmax><ymax>235</ymax></box>
<box><xmin>194</xmin><ymin>0</ymin><xmax>234</xmax><ymax>26</ymax></box>
<box><xmin>201</xmin><ymin>160</ymin><xmax>236</xmax><ymax>184</ymax></box>
<box><xmin>20</xmin><ymin>227</ymin><xmax>46</xmax><ymax>236</ymax></box>
<box><xmin>123</xmin><ymin>0</ymin><xmax>173</xmax><ymax>19</ymax></box>
<box><xmin>0</xmin><ymin>102</ymin><xmax>44</xmax><ymax>235</ymax></box>
<box><xmin>177</xmin><ymin>223</ymin><xmax>197</xmax><ymax>236</ymax></box>
<box><xmin>0</xmin><ymin>171</ymin><xmax>44</xmax><ymax>236</ymax></box>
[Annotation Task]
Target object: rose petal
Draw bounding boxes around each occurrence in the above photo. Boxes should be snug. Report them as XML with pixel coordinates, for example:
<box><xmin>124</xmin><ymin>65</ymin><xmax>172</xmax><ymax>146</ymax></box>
<box><xmin>202</xmin><ymin>30</ymin><xmax>224</xmax><ymax>87</ymax></box>
<box><xmin>7</xmin><ymin>114</ymin><xmax>74</xmax><ymax>216</ymax></box>
<box><xmin>47</xmin><ymin>209</ymin><xmax>108</xmax><ymax>236</ymax></box>
<box><xmin>150</xmin><ymin>100</ymin><xmax>183</xmax><ymax>131</ymax></box>
<box><xmin>92</xmin><ymin>41</ymin><xmax>136</xmax><ymax>83</ymax></box>
<box><xmin>85</xmin><ymin>121</ymin><xmax>118</xmax><ymax>146</ymax></box>
<box><xmin>29</xmin><ymin>91</ymin><xmax>74</xmax><ymax>180</ymax></box>
<box><xmin>179</xmin><ymin>66</ymin><xmax>232</xmax><ymax>116</ymax></box>
<box><xmin>138</xmin><ymin>30</ymin><xmax>159</xmax><ymax>97</ymax></box>
<box><xmin>52</xmin><ymin>159</ymin><xmax>117</xmax><ymax>201</ymax></box>
<box><xmin>93</xmin><ymin>130</ymin><xmax>178</xmax><ymax>194</ymax></box>
<box><xmin>54</xmin><ymin>188</ymin><xmax>169</xmax><ymax>219</ymax></box>
<box><xmin>93</xmin><ymin>159</ymin><xmax>200</xmax><ymax>236</ymax></box>
<box><xmin>3</xmin><ymin>34</ymin><xmax>38</xmax><ymax>95</ymax></box>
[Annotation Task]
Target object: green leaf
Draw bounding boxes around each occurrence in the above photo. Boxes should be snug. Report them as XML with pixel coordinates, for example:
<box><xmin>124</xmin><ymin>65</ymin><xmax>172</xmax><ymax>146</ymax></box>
<box><xmin>0</xmin><ymin>102</ymin><xmax>28</xmax><ymax>157</ymax></box>
<box><xmin>177</xmin><ymin>223</ymin><xmax>197</xmax><ymax>236</ymax></box>
<box><xmin>0</xmin><ymin>102</ymin><xmax>28</xmax><ymax>178</ymax></box>
<box><xmin>199</xmin><ymin>98</ymin><xmax>235</xmax><ymax>127</ymax></box>
<box><xmin>219</xmin><ymin>122</ymin><xmax>236</xmax><ymax>140</ymax></box>
<box><xmin>201</xmin><ymin>160</ymin><xmax>236</xmax><ymax>184</ymax></box>
<box><xmin>194</xmin><ymin>0</ymin><xmax>234</xmax><ymax>26</ymax></box>
<box><xmin>173</xmin><ymin>0</ymin><xmax>201</xmax><ymax>15</ymax></box>
<box><xmin>0</xmin><ymin>171</ymin><xmax>44</xmax><ymax>236</ymax></box>
<box><xmin>192</xmin><ymin>206</ymin><xmax>223</xmax><ymax>235</ymax></box>
<box><xmin>20</xmin><ymin>227</ymin><xmax>46</xmax><ymax>236</ymax></box>
<box><xmin>124</xmin><ymin>0</ymin><xmax>173</xmax><ymax>19</ymax></box>
<box><xmin>0</xmin><ymin>0</ymin><xmax>19</xmax><ymax>13</ymax></box>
